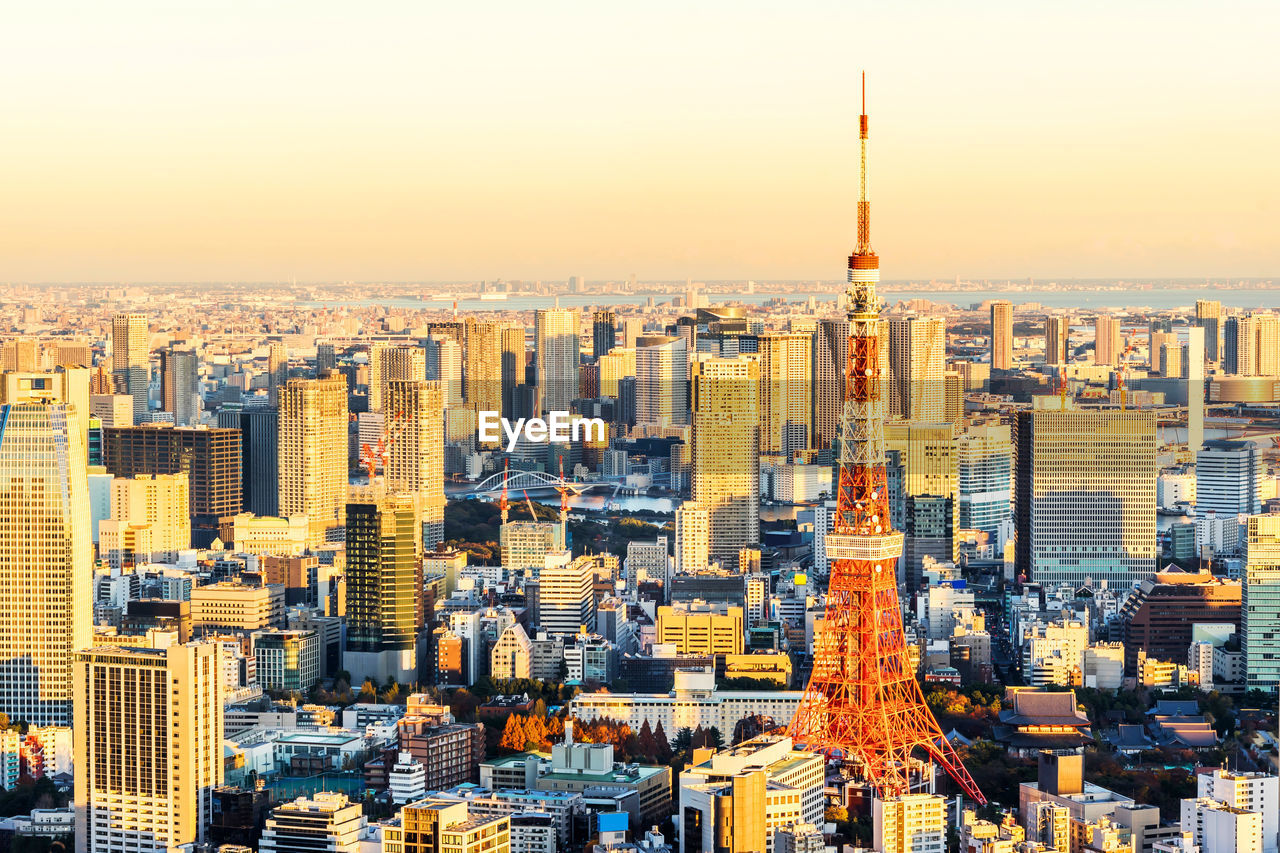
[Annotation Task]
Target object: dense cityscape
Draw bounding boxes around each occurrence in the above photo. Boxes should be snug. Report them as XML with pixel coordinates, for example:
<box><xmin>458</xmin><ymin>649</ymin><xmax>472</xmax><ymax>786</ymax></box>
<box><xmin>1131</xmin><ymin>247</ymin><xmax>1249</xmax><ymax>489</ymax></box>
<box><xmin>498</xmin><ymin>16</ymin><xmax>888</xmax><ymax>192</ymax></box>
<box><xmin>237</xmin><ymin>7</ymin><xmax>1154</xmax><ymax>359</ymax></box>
<box><xmin>3</xmin><ymin>4</ymin><xmax>1280</xmax><ymax>852</ymax></box>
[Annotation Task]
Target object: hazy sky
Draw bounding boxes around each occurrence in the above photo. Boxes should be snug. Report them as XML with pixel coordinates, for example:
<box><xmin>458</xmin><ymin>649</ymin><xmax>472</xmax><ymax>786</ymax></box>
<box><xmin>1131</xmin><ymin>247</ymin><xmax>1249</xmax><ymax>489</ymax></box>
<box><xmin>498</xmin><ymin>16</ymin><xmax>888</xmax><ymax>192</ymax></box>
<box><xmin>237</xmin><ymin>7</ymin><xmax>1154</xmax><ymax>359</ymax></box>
<box><xmin>2</xmin><ymin>1</ymin><xmax>1277</xmax><ymax>283</ymax></box>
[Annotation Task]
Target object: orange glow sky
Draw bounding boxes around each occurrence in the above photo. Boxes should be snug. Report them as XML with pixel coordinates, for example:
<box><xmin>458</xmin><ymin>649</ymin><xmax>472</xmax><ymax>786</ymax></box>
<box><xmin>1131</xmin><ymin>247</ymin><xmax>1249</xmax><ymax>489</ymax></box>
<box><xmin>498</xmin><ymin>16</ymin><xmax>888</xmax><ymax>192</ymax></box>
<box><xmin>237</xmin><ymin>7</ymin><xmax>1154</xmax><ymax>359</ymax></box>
<box><xmin>2</xmin><ymin>2</ymin><xmax>1277</xmax><ymax>283</ymax></box>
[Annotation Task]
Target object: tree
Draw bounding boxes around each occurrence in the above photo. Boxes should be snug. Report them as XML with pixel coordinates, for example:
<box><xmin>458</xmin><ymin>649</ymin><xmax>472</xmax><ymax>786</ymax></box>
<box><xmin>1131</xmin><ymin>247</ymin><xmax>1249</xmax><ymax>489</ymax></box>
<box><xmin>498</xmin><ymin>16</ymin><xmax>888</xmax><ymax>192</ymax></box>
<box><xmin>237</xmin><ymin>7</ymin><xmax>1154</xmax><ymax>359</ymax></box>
<box><xmin>358</xmin><ymin>679</ymin><xmax>377</xmax><ymax>702</ymax></box>
<box><xmin>654</xmin><ymin>721</ymin><xmax>673</xmax><ymax>763</ymax></box>
<box><xmin>524</xmin><ymin>715</ymin><xmax>549</xmax><ymax>751</ymax></box>
<box><xmin>532</xmin><ymin>698</ymin><xmax>548</xmax><ymax>719</ymax></box>
<box><xmin>638</xmin><ymin>719</ymin><xmax>657</xmax><ymax>761</ymax></box>
<box><xmin>673</xmin><ymin>727</ymin><xmax>693</xmax><ymax>754</ymax></box>
<box><xmin>499</xmin><ymin>714</ymin><xmax>528</xmax><ymax>752</ymax></box>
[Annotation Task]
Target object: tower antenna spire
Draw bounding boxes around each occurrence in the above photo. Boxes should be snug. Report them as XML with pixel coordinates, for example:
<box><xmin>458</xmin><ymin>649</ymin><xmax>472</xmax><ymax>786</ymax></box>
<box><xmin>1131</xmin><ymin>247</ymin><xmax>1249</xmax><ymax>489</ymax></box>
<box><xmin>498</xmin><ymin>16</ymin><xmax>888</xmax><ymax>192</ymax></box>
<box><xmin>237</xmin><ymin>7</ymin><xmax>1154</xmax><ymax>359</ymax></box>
<box><xmin>857</xmin><ymin>70</ymin><xmax>872</xmax><ymax>256</ymax></box>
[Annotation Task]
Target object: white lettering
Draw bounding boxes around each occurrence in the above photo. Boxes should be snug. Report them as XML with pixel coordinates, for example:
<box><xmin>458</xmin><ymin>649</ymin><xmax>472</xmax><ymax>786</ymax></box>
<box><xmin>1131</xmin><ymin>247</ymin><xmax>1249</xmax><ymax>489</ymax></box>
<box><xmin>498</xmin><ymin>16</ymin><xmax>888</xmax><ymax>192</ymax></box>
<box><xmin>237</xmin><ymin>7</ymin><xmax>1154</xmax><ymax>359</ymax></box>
<box><xmin>524</xmin><ymin>417</ymin><xmax>548</xmax><ymax>444</ymax></box>
<box><xmin>478</xmin><ymin>410</ymin><xmax>502</xmax><ymax>445</ymax></box>
<box><xmin>548</xmin><ymin>410</ymin><xmax>570</xmax><ymax>442</ymax></box>
<box><xmin>573</xmin><ymin>417</ymin><xmax>607</xmax><ymax>444</ymax></box>
<box><xmin>502</xmin><ymin>417</ymin><xmax>525</xmax><ymax>453</ymax></box>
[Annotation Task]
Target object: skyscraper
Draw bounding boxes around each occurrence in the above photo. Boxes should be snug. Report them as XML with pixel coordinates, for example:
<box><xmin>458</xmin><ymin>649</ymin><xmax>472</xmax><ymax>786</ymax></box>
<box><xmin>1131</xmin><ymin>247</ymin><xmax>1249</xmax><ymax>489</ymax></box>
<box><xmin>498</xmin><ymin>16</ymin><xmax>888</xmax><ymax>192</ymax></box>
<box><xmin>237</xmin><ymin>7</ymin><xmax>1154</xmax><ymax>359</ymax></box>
<box><xmin>1196</xmin><ymin>439</ymin><xmax>1263</xmax><ymax>516</ymax></box>
<box><xmin>369</xmin><ymin>343</ymin><xmax>426</xmax><ymax>413</ymax></box>
<box><xmin>888</xmin><ymin>317</ymin><xmax>945</xmax><ymax>422</ymax></box>
<box><xmin>635</xmin><ymin>335</ymin><xmax>688</xmax><ymax>428</ymax></box>
<box><xmin>990</xmin><ymin>300</ymin><xmax>1013</xmax><ymax>370</ymax></box>
<box><xmin>597</xmin><ymin>347</ymin><xmax>635</xmax><ymax>400</ymax></box>
<box><xmin>101</xmin><ymin>423</ymin><xmax>242</xmax><ymax>547</ymax></box>
<box><xmin>1044</xmin><ymin>315</ymin><xmax>1069</xmax><ymax>365</ymax></box>
<box><xmin>316</xmin><ymin>342</ymin><xmax>337</xmax><ymax>375</ymax></box>
<box><xmin>592</xmin><ymin>310</ymin><xmax>616</xmax><ymax>360</ymax></box>
<box><xmin>1242</xmin><ymin>515</ymin><xmax>1280</xmax><ymax>692</ymax></box>
<box><xmin>425</xmin><ymin>334</ymin><xmax>463</xmax><ymax>407</ymax></box>
<box><xmin>1196</xmin><ymin>300</ymin><xmax>1222</xmax><ymax>365</ymax></box>
<box><xmin>384</xmin><ymin>380</ymin><xmax>445</xmax><ymax>548</ymax></box>
<box><xmin>267</xmin><ymin>342</ymin><xmax>288</xmax><ymax>407</ymax></box>
<box><xmin>957</xmin><ymin>422</ymin><xmax>1014</xmax><ymax>543</ymax></box>
<box><xmin>1014</xmin><ymin>409</ymin><xmax>1158</xmax><ymax>586</ymax></box>
<box><xmin>278</xmin><ymin>373</ymin><xmax>349</xmax><ymax>547</ymax></box>
<box><xmin>344</xmin><ymin>491</ymin><xmax>421</xmax><ymax>684</ymax></box>
<box><xmin>535</xmin><ymin>308</ymin><xmax>579</xmax><ymax>413</ymax></box>
<box><xmin>813</xmin><ymin>318</ymin><xmax>849</xmax><ymax>452</ymax></box>
<box><xmin>74</xmin><ymin>642</ymin><xmax>223</xmax><ymax>852</ymax></box>
<box><xmin>692</xmin><ymin>356</ymin><xmax>759</xmax><ymax>567</ymax></box>
<box><xmin>539</xmin><ymin>554</ymin><xmax>597</xmax><ymax>637</ymax></box>
<box><xmin>1094</xmin><ymin>316</ymin><xmax>1122</xmax><ymax>367</ymax></box>
<box><xmin>160</xmin><ymin>347</ymin><xmax>199</xmax><ymax>426</ymax></box>
<box><xmin>756</xmin><ymin>331</ymin><xmax>812</xmax><ymax>456</ymax></box>
<box><xmin>218</xmin><ymin>407</ymin><xmax>279</xmax><ymax>517</ymax></box>
<box><xmin>463</xmin><ymin>318</ymin><xmax>504</xmax><ymax>422</ymax></box>
<box><xmin>112</xmin><ymin>313</ymin><xmax>149</xmax><ymax>423</ymax></box>
<box><xmin>886</xmin><ymin>421</ymin><xmax>960</xmax><ymax>588</ymax></box>
<box><xmin>500</xmin><ymin>324</ymin><xmax>527</xmax><ymax>420</ymax></box>
<box><xmin>674</xmin><ymin>501</ymin><xmax>711</xmax><ymax>573</ymax></box>
<box><xmin>1225</xmin><ymin>314</ymin><xmax>1280</xmax><ymax>376</ymax></box>
<box><xmin>620</xmin><ymin>317</ymin><xmax>643</xmax><ymax>350</ymax></box>
<box><xmin>0</xmin><ymin>388</ymin><xmax>91</xmax><ymax>725</ymax></box>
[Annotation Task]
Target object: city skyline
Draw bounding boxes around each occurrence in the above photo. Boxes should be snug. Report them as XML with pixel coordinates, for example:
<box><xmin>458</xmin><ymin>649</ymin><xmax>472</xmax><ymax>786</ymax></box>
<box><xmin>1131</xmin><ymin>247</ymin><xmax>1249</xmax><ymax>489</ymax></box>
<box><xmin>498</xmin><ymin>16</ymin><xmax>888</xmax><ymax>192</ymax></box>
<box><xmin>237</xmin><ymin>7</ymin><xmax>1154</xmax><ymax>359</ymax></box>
<box><xmin>3</xmin><ymin>2</ymin><xmax>1278</xmax><ymax>283</ymax></box>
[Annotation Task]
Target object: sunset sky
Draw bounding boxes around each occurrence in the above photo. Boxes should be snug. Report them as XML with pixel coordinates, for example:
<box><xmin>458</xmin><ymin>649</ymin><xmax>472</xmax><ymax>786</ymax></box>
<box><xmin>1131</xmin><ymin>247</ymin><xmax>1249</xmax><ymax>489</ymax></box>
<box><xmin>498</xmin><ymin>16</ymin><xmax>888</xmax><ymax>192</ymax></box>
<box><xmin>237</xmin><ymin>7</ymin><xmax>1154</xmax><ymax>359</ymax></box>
<box><xmin>2</xmin><ymin>1</ymin><xmax>1276</xmax><ymax>283</ymax></box>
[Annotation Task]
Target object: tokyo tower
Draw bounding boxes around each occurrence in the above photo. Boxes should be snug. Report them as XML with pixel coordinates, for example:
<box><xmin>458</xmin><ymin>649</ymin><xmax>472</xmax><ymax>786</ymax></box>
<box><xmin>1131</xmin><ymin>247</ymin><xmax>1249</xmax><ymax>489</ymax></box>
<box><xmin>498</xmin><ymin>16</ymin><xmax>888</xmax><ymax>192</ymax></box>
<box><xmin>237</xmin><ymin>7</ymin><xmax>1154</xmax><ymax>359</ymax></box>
<box><xmin>786</xmin><ymin>75</ymin><xmax>986</xmax><ymax>804</ymax></box>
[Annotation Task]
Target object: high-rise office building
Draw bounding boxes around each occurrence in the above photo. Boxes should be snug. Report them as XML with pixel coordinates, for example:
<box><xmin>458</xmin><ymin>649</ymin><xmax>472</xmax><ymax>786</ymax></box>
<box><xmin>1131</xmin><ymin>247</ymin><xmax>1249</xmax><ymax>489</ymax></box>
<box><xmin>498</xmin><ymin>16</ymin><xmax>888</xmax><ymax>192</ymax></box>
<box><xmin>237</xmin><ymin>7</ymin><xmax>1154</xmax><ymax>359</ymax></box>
<box><xmin>888</xmin><ymin>317</ymin><xmax>945</xmax><ymax>422</ymax></box>
<box><xmin>1243</xmin><ymin>515</ymin><xmax>1280</xmax><ymax>692</ymax></box>
<box><xmin>369</xmin><ymin>343</ymin><xmax>426</xmax><ymax>413</ymax></box>
<box><xmin>635</xmin><ymin>335</ymin><xmax>688</xmax><ymax>428</ymax></box>
<box><xmin>160</xmin><ymin>347</ymin><xmax>199</xmax><ymax>426</ymax></box>
<box><xmin>112</xmin><ymin>313</ymin><xmax>149</xmax><ymax>423</ymax></box>
<box><xmin>592</xmin><ymin>310</ymin><xmax>617</xmax><ymax>360</ymax></box>
<box><xmin>278</xmin><ymin>373</ymin><xmax>348</xmax><ymax>548</ymax></box>
<box><xmin>384</xmin><ymin>380</ymin><xmax>445</xmax><ymax>548</ymax></box>
<box><xmin>0</xmin><ymin>388</ymin><xmax>91</xmax><ymax>726</ymax></box>
<box><xmin>1044</xmin><ymin>315</ymin><xmax>1069</xmax><ymax>365</ymax></box>
<box><xmin>692</xmin><ymin>356</ymin><xmax>760</xmax><ymax>567</ymax></box>
<box><xmin>1196</xmin><ymin>440</ymin><xmax>1264</xmax><ymax>517</ymax></box>
<box><xmin>1014</xmin><ymin>409</ymin><xmax>1158</xmax><ymax>586</ymax></box>
<box><xmin>267</xmin><ymin>342</ymin><xmax>288</xmax><ymax>407</ymax></box>
<box><xmin>500</xmin><ymin>324</ymin><xmax>527</xmax><ymax>420</ymax></box>
<box><xmin>344</xmin><ymin>492</ymin><xmax>421</xmax><ymax>684</ymax></box>
<box><xmin>757</xmin><ymin>331</ymin><xmax>812</xmax><ymax>456</ymax></box>
<box><xmin>1094</xmin><ymin>316</ymin><xmax>1122</xmax><ymax>367</ymax></box>
<box><xmin>598</xmin><ymin>347</ymin><xmax>636</xmax><ymax>400</ymax></box>
<box><xmin>1197</xmin><ymin>300</ymin><xmax>1222</xmax><ymax>365</ymax></box>
<box><xmin>98</xmin><ymin>473</ymin><xmax>191</xmax><ymax>566</ymax></box>
<box><xmin>620</xmin><ymin>317</ymin><xmax>644</xmax><ymax>350</ymax></box>
<box><xmin>101</xmin><ymin>424</ymin><xmax>242</xmax><ymax>547</ymax></box>
<box><xmin>426</xmin><ymin>335</ymin><xmax>464</xmax><ymax>408</ymax></box>
<box><xmin>535</xmin><ymin>308</ymin><xmax>580</xmax><ymax>413</ymax></box>
<box><xmin>538</xmin><ymin>554</ymin><xmax>596</xmax><ymax>637</ymax></box>
<box><xmin>813</xmin><ymin>318</ymin><xmax>849</xmax><ymax>452</ymax></box>
<box><xmin>990</xmin><ymin>300</ymin><xmax>1013</xmax><ymax>371</ymax></box>
<box><xmin>217</xmin><ymin>407</ymin><xmax>279</xmax><ymax>517</ymax></box>
<box><xmin>74</xmin><ymin>642</ymin><xmax>222</xmax><ymax>853</ymax></box>
<box><xmin>887</xmin><ymin>421</ymin><xmax>960</xmax><ymax>588</ymax></box>
<box><xmin>1186</xmin><ymin>325</ymin><xmax>1206</xmax><ymax>453</ymax></box>
<box><xmin>958</xmin><ymin>422</ymin><xmax>1014</xmax><ymax>542</ymax></box>
<box><xmin>316</xmin><ymin>342</ymin><xmax>337</xmax><ymax>375</ymax></box>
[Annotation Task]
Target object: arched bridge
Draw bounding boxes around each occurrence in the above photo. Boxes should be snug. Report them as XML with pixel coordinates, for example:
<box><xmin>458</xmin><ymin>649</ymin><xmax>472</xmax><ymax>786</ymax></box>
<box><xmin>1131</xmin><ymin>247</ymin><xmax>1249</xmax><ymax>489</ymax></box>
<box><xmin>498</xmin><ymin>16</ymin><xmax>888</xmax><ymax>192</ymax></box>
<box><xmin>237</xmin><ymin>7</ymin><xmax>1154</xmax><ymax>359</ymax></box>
<box><xmin>467</xmin><ymin>469</ymin><xmax>612</xmax><ymax>496</ymax></box>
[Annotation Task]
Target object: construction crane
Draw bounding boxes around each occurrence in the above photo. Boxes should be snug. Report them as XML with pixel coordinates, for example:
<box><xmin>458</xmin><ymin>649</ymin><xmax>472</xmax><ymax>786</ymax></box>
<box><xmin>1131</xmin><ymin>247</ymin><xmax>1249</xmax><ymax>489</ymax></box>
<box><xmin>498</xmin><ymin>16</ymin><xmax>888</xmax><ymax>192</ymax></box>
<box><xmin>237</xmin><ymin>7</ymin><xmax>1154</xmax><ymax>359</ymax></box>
<box><xmin>555</xmin><ymin>458</ymin><xmax>571</xmax><ymax>526</ymax></box>
<box><xmin>1057</xmin><ymin>371</ymin><xmax>1069</xmax><ymax>409</ymax></box>
<box><xmin>359</xmin><ymin>409</ymin><xmax>408</xmax><ymax>483</ymax></box>
<box><xmin>498</xmin><ymin>460</ymin><xmax>511</xmax><ymax>524</ymax></box>
<box><xmin>521</xmin><ymin>489</ymin><xmax>538</xmax><ymax>522</ymax></box>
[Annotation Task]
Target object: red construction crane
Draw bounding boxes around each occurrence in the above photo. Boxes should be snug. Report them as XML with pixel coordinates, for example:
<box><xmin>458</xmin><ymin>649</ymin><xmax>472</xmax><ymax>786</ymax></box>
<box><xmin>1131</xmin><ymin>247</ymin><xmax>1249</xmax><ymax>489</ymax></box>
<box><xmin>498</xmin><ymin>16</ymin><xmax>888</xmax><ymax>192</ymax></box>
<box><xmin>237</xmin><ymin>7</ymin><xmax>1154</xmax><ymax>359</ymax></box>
<box><xmin>359</xmin><ymin>409</ymin><xmax>408</xmax><ymax>483</ymax></box>
<box><xmin>787</xmin><ymin>74</ymin><xmax>986</xmax><ymax>804</ymax></box>
<box><xmin>499</xmin><ymin>460</ymin><xmax>511</xmax><ymax>524</ymax></box>
<box><xmin>555</xmin><ymin>458</ymin><xmax>571</xmax><ymax>525</ymax></box>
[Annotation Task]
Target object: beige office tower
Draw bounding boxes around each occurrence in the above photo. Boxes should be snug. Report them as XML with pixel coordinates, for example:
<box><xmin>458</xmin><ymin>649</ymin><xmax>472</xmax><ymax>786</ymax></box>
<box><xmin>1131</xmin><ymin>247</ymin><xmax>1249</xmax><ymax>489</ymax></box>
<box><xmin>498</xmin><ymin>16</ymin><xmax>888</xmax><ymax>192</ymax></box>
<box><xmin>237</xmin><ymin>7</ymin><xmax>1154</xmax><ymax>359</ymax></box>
<box><xmin>384</xmin><ymin>380</ymin><xmax>446</xmax><ymax>548</ymax></box>
<box><xmin>636</xmin><ymin>335</ymin><xmax>688</xmax><ymax>428</ymax></box>
<box><xmin>675</xmin><ymin>501</ymin><xmax>711</xmax><ymax>573</ymax></box>
<box><xmin>692</xmin><ymin>357</ymin><xmax>760</xmax><ymax>567</ymax></box>
<box><xmin>1094</xmin><ymin>316</ymin><xmax>1122</xmax><ymax>366</ymax></box>
<box><xmin>99</xmin><ymin>473</ymin><xmax>192</xmax><ymax>566</ymax></box>
<box><xmin>1044</xmin><ymin>315</ymin><xmax>1069</xmax><ymax>365</ymax></box>
<box><xmin>55</xmin><ymin>339</ymin><xmax>91</xmax><ymax>369</ymax></box>
<box><xmin>500</xmin><ymin>324</ymin><xmax>526</xmax><ymax>419</ymax></box>
<box><xmin>267</xmin><ymin>342</ymin><xmax>288</xmax><ymax>407</ymax></box>
<box><xmin>74</xmin><ymin>643</ymin><xmax>222</xmax><ymax>853</ymax></box>
<box><xmin>888</xmin><ymin>316</ymin><xmax>946</xmax><ymax>422</ymax></box>
<box><xmin>369</xmin><ymin>343</ymin><xmax>426</xmax><ymax>413</ymax></box>
<box><xmin>874</xmin><ymin>794</ymin><xmax>947</xmax><ymax>853</ymax></box>
<box><xmin>887</xmin><ymin>421</ymin><xmax>961</xmax><ymax>587</ymax></box>
<box><xmin>1196</xmin><ymin>299</ymin><xmax>1222</xmax><ymax>364</ymax></box>
<box><xmin>756</xmin><ymin>332</ymin><xmax>812</xmax><ymax>456</ymax></box>
<box><xmin>598</xmin><ymin>347</ymin><xmax>636</xmax><ymax>399</ymax></box>
<box><xmin>990</xmin><ymin>300</ymin><xmax>1014</xmax><ymax>370</ymax></box>
<box><xmin>535</xmin><ymin>308</ymin><xmax>580</xmax><ymax>413</ymax></box>
<box><xmin>1150</xmin><ymin>331</ymin><xmax>1177</xmax><ymax>371</ymax></box>
<box><xmin>0</xmin><ymin>388</ymin><xmax>91</xmax><ymax>726</ymax></box>
<box><xmin>464</xmin><ymin>318</ymin><xmax>504</xmax><ymax>420</ymax></box>
<box><xmin>1</xmin><ymin>338</ymin><xmax>41</xmax><ymax>373</ymax></box>
<box><xmin>278</xmin><ymin>373</ymin><xmax>349</xmax><ymax>547</ymax></box>
<box><xmin>112</xmin><ymin>313</ymin><xmax>149</xmax><ymax>423</ymax></box>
